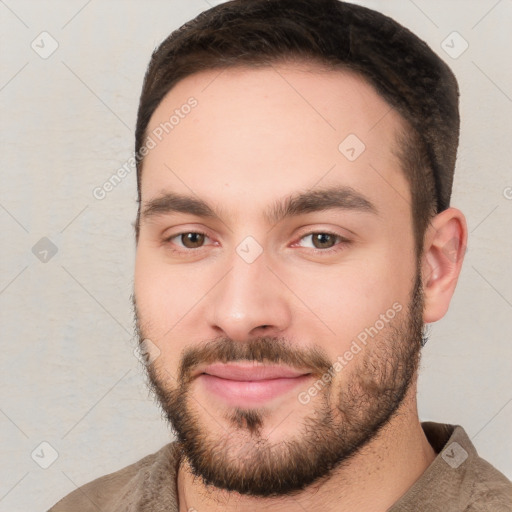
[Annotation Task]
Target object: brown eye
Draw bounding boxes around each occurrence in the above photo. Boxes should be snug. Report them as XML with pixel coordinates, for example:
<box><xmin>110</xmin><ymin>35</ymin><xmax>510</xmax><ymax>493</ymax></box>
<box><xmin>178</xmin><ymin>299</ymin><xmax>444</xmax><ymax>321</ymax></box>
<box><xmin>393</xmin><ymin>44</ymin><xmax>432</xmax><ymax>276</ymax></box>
<box><xmin>295</xmin><ymin>231</ymin><xmax>350</xmax><ymax>254</ymax></box>
<box><xmin>311</xmin><ymin>233</ymin><xmax>338</xmax><ymax>249</ymax></box>
<box><xmin>180</xmin><ymin>232</ymin><xmax>206</xmax><ymax>248</ymax></box>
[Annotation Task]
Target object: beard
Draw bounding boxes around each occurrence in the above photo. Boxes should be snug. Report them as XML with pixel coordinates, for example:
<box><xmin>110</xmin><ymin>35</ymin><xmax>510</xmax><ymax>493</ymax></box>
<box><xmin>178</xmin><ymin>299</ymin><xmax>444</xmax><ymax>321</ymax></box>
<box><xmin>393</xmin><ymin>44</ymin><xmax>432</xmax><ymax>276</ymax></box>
<box><xmin>133</xmin><ymin>272</ymin><xmax>425</xmax><ymax>498</ymax></box>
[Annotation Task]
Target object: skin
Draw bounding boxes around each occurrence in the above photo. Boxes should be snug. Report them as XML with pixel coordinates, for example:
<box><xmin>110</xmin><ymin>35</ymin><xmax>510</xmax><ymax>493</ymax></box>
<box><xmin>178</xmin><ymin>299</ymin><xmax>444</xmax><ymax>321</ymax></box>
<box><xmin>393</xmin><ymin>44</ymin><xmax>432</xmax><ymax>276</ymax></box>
<box><xmin>134</xmin><ymin>62</ymin><xmax>467</xmax><ymax>511</ymax></box>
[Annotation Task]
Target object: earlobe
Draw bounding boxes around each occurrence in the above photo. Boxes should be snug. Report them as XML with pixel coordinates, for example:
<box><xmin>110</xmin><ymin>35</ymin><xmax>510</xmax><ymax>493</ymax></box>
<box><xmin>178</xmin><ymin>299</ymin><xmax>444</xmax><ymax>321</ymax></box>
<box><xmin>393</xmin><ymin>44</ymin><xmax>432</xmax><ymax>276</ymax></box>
<box><xmin>421</xmin><ymin>207</ymin><xmax>468</xmax><ymax>323</ymax></box>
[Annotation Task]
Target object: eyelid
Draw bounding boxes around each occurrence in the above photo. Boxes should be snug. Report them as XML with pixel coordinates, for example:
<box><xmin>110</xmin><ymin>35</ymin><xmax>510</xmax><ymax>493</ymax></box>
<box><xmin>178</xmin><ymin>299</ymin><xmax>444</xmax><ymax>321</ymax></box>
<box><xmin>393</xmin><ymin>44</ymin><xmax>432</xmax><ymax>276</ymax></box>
<box><xmin>160</xmin><ymin>222</ymin><xmax>217</xmax><ymax>252</ymax></box>
<box><xmin>291</xmin><ymin>230</ymin><xmax>352</xmax><ymax>253</ymax></box>
<box><xmin>162</xmin><ymin>227</ymin><xmax>352</xmax><ymax>255</ymax></box>
<box><xmin>164</xmin><ymin>230</ymin><xmax>213</xmax><ymax>247</ymax></box>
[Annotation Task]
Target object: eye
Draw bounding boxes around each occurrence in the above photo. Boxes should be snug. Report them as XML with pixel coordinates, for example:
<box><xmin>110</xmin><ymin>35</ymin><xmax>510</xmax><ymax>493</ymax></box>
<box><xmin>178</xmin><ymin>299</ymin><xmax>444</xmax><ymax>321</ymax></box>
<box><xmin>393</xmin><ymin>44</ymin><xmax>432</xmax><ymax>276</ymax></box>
<box><xmin>165</xmin><ymin>231</ymin><xmax>211</xmax><ymax>250</ymax></box>
<box><xmin>295</xmin><ymin>232</ymin><xmax>350</xmax><ymax>252</ymax></box>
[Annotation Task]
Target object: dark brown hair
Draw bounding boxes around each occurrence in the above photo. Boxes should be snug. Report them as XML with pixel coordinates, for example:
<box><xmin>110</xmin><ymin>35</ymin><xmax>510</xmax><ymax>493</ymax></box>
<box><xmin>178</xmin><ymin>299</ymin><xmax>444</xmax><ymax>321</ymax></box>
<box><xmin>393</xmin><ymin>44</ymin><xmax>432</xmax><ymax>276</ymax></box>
<box><xmin>135</xmin><ymin>0</ymin><xmax>460</xmax><ymax>255</ymax></box>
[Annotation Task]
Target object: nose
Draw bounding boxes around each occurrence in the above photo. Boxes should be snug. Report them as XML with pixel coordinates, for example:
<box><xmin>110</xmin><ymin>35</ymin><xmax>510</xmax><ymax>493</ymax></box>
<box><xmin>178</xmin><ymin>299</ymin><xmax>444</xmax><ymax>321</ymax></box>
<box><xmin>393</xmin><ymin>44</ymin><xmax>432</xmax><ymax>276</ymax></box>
<box><xmin>206</xmin><ymin>251</ymin><xmax>293</xmax><ymax>342</ymax></box>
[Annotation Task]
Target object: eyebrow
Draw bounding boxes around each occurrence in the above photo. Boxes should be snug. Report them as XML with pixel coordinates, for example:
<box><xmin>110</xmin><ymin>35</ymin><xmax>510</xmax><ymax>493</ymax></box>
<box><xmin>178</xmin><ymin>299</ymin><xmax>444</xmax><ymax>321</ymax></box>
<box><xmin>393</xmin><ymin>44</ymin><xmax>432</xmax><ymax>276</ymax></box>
<box><xmin>140</xmin><ymin>185</ymin><xmax>378</xmax><ymax>225</ymax></box>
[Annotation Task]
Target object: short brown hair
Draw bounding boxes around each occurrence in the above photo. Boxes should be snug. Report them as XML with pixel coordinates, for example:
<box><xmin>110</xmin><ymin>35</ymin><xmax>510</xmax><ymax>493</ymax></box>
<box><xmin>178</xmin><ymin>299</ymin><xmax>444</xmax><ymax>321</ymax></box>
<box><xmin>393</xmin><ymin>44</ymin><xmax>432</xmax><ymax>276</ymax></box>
<box><xmin>135</xmin><ymin>0</ymin><xmax>460</xmax><ymax>255</ymax></box>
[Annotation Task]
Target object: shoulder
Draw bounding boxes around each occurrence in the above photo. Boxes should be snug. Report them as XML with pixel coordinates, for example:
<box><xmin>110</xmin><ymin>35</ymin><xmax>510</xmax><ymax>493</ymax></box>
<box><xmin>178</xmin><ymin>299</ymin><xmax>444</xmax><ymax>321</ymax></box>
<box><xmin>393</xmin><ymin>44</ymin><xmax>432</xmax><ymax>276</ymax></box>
<box><xmin>427</xmin><ymin>422</ymin><xmax>512</xmax><ymax>510</ymax></box>
<box><xmin>392</xmin><ymin>422</ymin><xmax>512</xmax><ymax>511</ymax></box>
<box><xmin>47</xmin><ymin>442</ymin><xmax>180</xmax><ymax>512</ymax></box>
<box><xmin>458</xmin><ymin>447</ymin><xmax>512</xmax><ymax>511</ymax></box>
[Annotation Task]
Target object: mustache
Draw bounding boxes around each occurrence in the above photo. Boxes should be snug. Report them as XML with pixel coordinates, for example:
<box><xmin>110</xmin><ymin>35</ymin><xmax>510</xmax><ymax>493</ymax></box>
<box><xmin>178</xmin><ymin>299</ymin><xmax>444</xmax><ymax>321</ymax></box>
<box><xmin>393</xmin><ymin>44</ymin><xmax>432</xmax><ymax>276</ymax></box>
<box><xmin>177</xmin><ymin>336</ymin><xmax>332</xmax><ymax>386</ymax></box>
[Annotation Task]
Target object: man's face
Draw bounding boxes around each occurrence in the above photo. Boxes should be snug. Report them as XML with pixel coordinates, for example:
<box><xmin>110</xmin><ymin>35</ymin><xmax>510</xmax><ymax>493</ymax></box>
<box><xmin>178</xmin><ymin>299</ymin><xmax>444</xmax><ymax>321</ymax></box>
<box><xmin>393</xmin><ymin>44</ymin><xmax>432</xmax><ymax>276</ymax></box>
<box><xmin>134</xmin><ymin>64</ymin><xmax>424</xmax><ymax>496</ymax></box>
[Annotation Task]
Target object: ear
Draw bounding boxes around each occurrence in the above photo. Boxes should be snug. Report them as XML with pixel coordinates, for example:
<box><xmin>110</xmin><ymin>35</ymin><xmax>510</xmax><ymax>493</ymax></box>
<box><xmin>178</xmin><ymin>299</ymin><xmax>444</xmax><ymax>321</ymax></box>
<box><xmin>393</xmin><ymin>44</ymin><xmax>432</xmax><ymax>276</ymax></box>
<box><xmin>421</xmin><ymin>207</ymin><xmax>468</xmax><ymax>323</ymax></box>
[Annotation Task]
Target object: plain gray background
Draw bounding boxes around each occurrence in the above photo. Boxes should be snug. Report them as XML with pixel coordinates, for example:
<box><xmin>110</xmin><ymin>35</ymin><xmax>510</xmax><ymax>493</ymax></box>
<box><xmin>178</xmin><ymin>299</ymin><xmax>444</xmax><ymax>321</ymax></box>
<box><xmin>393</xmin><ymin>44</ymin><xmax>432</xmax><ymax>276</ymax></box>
<box><xmin>0</xmin><ymin>1</ymin><xmax>511</xmax><ymax>510</ymax></box>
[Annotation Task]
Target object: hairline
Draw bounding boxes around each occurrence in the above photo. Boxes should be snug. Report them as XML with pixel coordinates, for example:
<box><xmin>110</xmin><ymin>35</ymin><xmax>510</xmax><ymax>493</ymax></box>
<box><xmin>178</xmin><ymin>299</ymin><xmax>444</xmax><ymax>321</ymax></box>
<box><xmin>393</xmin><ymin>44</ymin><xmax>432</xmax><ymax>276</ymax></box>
<box><xmin>137</xmin><ymin>57</ymin><xmax>424</xmax><ymax>188</ymax></box>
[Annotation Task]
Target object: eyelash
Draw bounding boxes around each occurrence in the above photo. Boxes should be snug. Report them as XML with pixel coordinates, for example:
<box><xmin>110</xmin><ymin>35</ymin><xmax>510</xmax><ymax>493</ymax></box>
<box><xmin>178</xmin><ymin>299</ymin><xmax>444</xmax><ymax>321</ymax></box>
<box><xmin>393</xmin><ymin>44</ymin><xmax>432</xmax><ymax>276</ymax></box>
<box><xmin>293</xmin><ymin>231</ymin><xmax>351</xmax><ymax>253</ymax></box>
<box><xmin>163</xmin><ymin>231</ymin><xmax>211</xmax><ymax>255</ymax></box>
<box><xmin>163</xmin><ymin>230</ymin><xmax>351</xmax><ymax>256</ymax></box>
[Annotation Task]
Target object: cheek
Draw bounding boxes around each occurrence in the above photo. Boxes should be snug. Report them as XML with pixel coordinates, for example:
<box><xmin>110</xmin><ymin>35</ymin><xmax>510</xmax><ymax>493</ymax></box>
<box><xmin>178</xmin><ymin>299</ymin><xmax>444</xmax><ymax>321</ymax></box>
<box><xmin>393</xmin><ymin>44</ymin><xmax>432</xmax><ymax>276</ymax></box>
<box><xmin>134</xmin><ymin>254</ymin><xmax>187</xmax><ymax>376</ymax></box>
<box><xmin>135</xmin><ymin>250</ymin><xmax>164</xmax><ymax>317</ymax></box>
<box><xmin>283</xmin><ymin>249</ymin><xmax>415</xmax><ymax>360</ymax></box>
<box><xmin>134</xmin><ymin>248</ymin><xmax>188</xmax><ymax>341</ymax></box>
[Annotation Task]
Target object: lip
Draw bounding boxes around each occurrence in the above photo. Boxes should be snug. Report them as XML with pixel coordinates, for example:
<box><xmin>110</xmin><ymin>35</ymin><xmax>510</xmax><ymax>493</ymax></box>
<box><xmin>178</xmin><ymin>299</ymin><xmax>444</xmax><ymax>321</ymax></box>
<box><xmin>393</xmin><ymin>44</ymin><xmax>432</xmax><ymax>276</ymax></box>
<box><xmin>200</xmin><ymin>362</ymin><xmax>309</xmax><ymax>381</ymax></box>
<box><xmin>196</xmin><ymin>363</ymin><xmax>312</xmax><ymax>406</ymax></box>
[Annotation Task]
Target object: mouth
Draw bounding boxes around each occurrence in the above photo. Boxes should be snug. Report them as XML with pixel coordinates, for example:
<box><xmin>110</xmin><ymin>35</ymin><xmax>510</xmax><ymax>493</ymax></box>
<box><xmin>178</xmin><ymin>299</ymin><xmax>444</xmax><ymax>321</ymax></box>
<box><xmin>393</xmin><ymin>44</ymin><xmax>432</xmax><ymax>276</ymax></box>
<box><xmin>195</xmin><ymin>362</ymin><xmax>313</xmax><ymax>406</ymax></box>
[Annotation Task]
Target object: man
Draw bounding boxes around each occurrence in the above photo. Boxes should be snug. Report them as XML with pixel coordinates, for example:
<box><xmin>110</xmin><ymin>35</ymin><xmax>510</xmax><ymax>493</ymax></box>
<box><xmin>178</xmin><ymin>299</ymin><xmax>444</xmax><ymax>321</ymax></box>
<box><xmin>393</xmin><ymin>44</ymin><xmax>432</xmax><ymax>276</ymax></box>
<box><xmin>49</xmin><ymin>0</ymin><xmax>512</xmax><ymax>510</ymax></box>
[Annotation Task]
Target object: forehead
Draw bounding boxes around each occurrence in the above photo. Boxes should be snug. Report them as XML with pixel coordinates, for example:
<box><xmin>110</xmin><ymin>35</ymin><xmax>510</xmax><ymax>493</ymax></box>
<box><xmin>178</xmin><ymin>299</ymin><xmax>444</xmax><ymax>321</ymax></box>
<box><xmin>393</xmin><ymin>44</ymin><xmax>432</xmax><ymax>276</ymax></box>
<box><xmin>140</xmin><ymin>63</ymin><xmax>411</xmax><ymax>220</ymax></box>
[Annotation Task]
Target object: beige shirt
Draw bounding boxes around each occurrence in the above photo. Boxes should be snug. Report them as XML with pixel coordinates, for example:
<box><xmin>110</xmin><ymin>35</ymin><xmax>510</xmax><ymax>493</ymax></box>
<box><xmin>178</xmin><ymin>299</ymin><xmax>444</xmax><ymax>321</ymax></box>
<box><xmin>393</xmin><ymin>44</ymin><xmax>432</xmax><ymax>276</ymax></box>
<box><xmin>48</xmin><ymin>422</ymin><xmax>512</xmax><ymax>511</ymax></box>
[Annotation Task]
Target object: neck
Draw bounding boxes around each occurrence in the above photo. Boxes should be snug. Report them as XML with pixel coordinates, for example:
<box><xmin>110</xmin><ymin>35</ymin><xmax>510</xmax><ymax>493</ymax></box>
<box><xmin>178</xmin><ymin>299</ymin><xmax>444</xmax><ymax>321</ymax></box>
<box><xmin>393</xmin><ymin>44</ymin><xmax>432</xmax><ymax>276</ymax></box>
<box><xmin>177</xmin><ymin>385</ymin><xmax>436</xmax><ymax>512</ymax></box>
